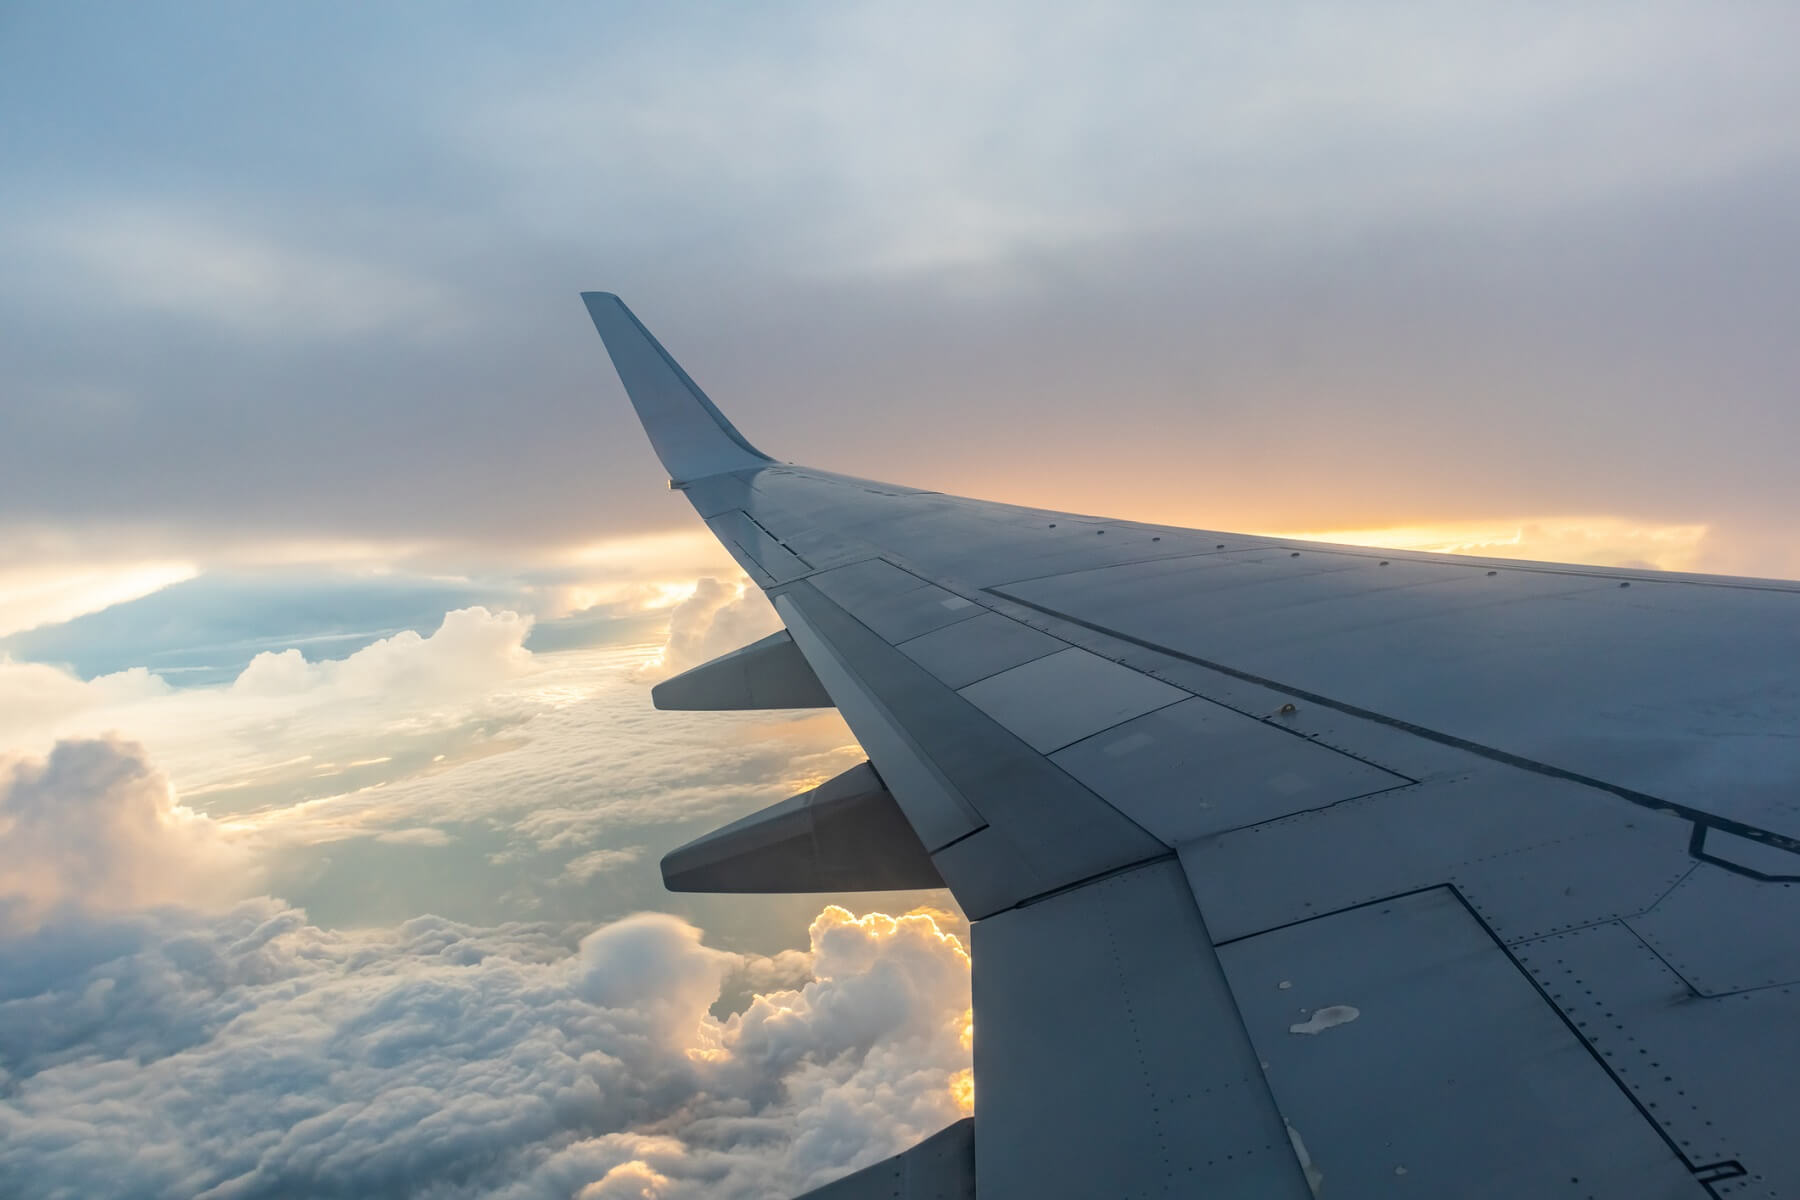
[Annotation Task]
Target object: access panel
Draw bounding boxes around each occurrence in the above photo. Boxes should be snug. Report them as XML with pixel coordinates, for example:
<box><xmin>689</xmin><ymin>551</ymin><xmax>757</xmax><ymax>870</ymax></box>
<box><xmin>1216</xmin><ymin>888</ymin><xmax>1705</xmax><ymax>1199</ymax></box>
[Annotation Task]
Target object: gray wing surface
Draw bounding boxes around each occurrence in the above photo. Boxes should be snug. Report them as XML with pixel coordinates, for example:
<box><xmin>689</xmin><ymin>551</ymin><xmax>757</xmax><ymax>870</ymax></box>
<box><xmin>584</xmin><ymin>291</ymin><xmax>1799</xmax><ymax>1199</ymax></box>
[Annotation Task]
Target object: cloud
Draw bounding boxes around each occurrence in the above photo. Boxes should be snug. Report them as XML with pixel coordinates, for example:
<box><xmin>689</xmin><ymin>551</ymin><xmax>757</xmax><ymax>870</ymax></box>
<box><xmin>232</xmin><ymin>605</ymin><xmax>534</xmax><ymax>698</ymax></box>
<box><xmin>6</xmin><ymin>5</ymin><xmax>1800</xmax><ymax>571</ymax></box>
<box><xmin>0</xmin><ymin>659</ymin><xmax>170</xmax><ymax>739</ymax></box>
<box><xmin>0</xmin><ymin>899</ymin><xmax>973</xmax><ymax>1199</ymax></box>
<box><xmin>560</xmin><ymin>847</ymin><xmax>646</xmax><ymax>885</ymax></box>
<box><xmin>27</xmin><ymin>208</ymin><xmax>467</xmax><ymax>342</ymax></box>
<box><xmin>0</xmin><ymin>738</ymin><xmax>251</xmax><ymax>934</ymax></box>
<box><xmin>1275</xmin><ymin>515</ymin><xmax>1715</xmax><ymax>573</ymax></box>
<box><xmin>0</xmin><ymin>559</ymin><xmax>198</xmax><ymax>639</ymax></box>
<box><xmin>650</xmin><ymin>577</ymin><xmax>782</xmax><ymax>678</ymax></box>
<box><xmin>373</xmin><ymin>827</ymin><xmax>455</xmax><ymax>847</ymax></box>
<box><xmin>1</xmin><ymin>606</ymin><xmax>553</xmax><ymax>822</ymax></box>
<box><xmin>0</xmin><ymin>594</ymin><xmax>869</xmax><ymax>920</ymax></box>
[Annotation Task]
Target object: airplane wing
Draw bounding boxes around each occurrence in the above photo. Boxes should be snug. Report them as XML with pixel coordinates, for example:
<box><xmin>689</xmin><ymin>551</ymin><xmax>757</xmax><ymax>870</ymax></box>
<box><xmin>583</xmin><ymin>291</ymin><xmax>1800</xmax><ymax>1200</ymax></box>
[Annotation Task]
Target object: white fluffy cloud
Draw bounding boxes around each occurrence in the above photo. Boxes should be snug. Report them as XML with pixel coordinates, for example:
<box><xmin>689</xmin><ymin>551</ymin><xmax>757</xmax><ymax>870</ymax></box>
<box><xmin>0</xmin><ymin>659</ymin><xmax>170</xmax><ymax>739</ymax></box>
<box><xmin>232</xmin><ymin>605</ymin><xmax>534</xmax><ymax>698</ymax></box>
<box><xmin>0</xmin><ymin>737</ymin><xmax>251</xmax><ymax>934</ymax></box>
<box><xmin>0</xmin><ymin>606</ymin><xmax>556</xmax><ymax>828</ymax></box>
<box><xmin>0</xmin><ymin>589</ymin><xmax>972</xmax><ymax>1197</ymax></box>
<box><xmin>651</xmin><ymin>578</ymin><xmax>782</xmax><ymax>678</ymax></box>
<box><xmin>0</xmin><ymin>901</ymin><xmax>972</xmax><ymax>1199</ymax></box>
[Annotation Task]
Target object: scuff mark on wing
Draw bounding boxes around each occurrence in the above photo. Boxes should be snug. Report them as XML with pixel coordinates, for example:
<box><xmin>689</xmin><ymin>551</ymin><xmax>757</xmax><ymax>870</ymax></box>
<box><xmin>1285</xmin><ymin>1121</ymin><xmax>1326</xmax><ymax>1197</ymax></box>
<box><xmin>1289</xmin><ymin>1004</ymin><xmax>1360</xmax><ymax>1035</ymax></box>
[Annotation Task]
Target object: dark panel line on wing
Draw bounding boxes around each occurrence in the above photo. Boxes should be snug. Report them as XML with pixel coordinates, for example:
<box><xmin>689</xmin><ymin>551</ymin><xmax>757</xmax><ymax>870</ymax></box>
<box><xmin>990</xmin><ymin>588</ymin><xmax>1800</xmax><ymax>868</ymax></box>
<box><xmin>1004</xmin><ymin>851</ymin><xmax>1179</xmax><ymax>914</ymax></box>
<box><xmin>738</xmin><ymin>509</ymin><xmax>813</xmax><ymax>567</ymax></box>
<box><xmin>863</xmin><ymin>552</ymin><xmax>1425</xmax><ymax>782</ymax></box>
<box><xmin>1452</xmin><ymin>892</ymin><xmax>1705</xmax><ymax>1173</ymax></box>
<box><xmin>1618</xmin><ymin>918</ymin><xmax>1706</xmax><ymax>1002</ymax></box>
<box><xmin>1208</xmin><ymin>882</ymin><xmax>1454</xmax><ymax>949</ymax></box>
<box><xmin>1297</xmin><ymin>544</ymin><xmax>1800</xmax><ymax>594</ymax></box>
<box><xmin>985</xmin><ymin>543</ymin><xmax>1273</xmax><ymax>590</ymax></box>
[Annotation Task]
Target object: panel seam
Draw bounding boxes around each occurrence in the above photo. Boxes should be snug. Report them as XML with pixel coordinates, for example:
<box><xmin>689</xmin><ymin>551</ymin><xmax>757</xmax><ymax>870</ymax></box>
<box><xmin>991</xmin><ymin>587</ymin><xmax>1800</xmax><ymax>859</ymax></box>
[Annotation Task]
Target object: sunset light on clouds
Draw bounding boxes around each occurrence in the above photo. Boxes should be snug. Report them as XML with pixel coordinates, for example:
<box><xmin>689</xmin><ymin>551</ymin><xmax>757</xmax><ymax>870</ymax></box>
<box><xmin>3</xmin><ymin>0</ymin><xmax>1797</xmax><ymax>1194</ymax></box>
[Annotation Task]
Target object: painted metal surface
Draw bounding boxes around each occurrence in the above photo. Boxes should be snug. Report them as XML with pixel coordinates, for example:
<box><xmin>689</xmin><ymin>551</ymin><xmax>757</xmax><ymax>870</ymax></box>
<box><xmin>811</xmin><ymin>558</ymin><xmax>987</xmax><ymax>643</ymax></box>
<box><xmin>775</xmin><ymin>590</ymin><xmax>983</xmax><ymax>853</ymax></box>
<box><xmin>973</xmin><ymin>859</ymin><xmax>1314</xmax><ymax>1200</ymax></box>
<box><xmin>581</xmin><ymin>292</ymin><xmax>769</xmax><ymax>480</ymax></box>
<box><xmin>1218</xmin><ymin>889</ymin><xmax>1705</xmax><ymax>1198</ymax></box>
<box><xmin>798</xmin><ymin>1119</ymin><xmax>975</xmax><ymax>1200</ymax></box>
<box><xmin>896</xmin><ymin>611</ymin><xmax>1065</xmax><ymax>689</ymax></box>
<box><xmin>660</xmin><ymin>761</ymin><xmax>943</xmax><ymax>893</ymax></box>
<box><xmin>957</xmin><ymin>647</ymin><xmax>1187</xmax><ymax>754</ymax></box>
<box><xmin>1626</xmin><ymin>864</ymin><xmax>1800</xmax><ymax>996</ymax></box>
<box><xmin>585</xmin><ymin>293</ymin><xmax>1800</xmax><ymax>1198</ymax></box>
<box><xmin>994</xmin><ymin>547</ymin><xmax>1800</xmax><ymax>847</ymax></box>
<box><xmin>778</xmin><ymin>585</ymin><xmax>1165</xmax><ymax>919</ymax></box>
<box><xmin>1180</xmin><ymin>766</ymin><xmax>1697</xmax><ymax>946</ymax></box>
<box><xmin>1050</xmin><ymin>696</ymin><xmax>1408</xmax><ymax>843</ymax></box>
<box><xmin>706</xmin><ymin>510</ymin><xmax>812</xmax><ymax>583</ymax></box>
<box><xmin>651</xmin><ymin>629</ymin><xmax>833</xmax><ymax>710</ymax></box>
<box><xmin>1513</xmin><ymin>923</ymin><xmax>1794</xmax><ymax>1196</ymax></box>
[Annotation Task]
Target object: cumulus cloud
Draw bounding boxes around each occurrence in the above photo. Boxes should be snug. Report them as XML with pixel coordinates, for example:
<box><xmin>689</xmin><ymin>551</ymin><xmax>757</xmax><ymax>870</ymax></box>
<box><xmin>650</xmin><ymin>578</ymin><xmax>782</xmax><ymax>678</ymax></box>
<box><xmin>0</xmin><ymin>658</ymin><xmax>170</xmax><ymax>738</ymax></box>
<box><xmin>0</xmin><ymin>638</ymin><xmax>972</xmax><ymax>1196</ymax></box>
<box><xmin>0</xmin><ymin>738</ymin><xmax>250</xmax><ymax>933</ymax></box>
<box><xmin>0</xmin><ymin>901</ymin><xmax>973</xmax><ymax>1199</ymax></box>
<box><xmin>233</xmin><ymin>605</ymin><xmax>533</xmax><ymax>698</ymax></box>
<box><xmin>0</xmin><ymin>606</ymin><xmax>554</xmax><ymax>833</ymax></box>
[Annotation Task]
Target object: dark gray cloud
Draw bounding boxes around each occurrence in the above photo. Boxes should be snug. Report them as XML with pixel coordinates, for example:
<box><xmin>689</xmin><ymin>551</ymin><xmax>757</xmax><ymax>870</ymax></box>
<box><xmin>3</xmin><ymin>2</ymin><xmax>1797</xmax><ymax>567</ymax></box>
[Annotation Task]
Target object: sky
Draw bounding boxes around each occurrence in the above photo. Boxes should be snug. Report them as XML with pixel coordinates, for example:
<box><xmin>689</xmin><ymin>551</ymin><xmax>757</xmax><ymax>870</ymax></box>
<box><xmin>2</xmin><ymin>2</ymin><xmax>1798</xmax><ymax>1196</ymax></box>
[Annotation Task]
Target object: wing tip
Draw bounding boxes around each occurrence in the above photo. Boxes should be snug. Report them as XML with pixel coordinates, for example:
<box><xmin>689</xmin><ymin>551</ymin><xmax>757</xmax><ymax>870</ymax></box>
<box><xmin>580</xmin><ymin>290</ymin><xmax>774</xmax><ymax>479</ymax></box>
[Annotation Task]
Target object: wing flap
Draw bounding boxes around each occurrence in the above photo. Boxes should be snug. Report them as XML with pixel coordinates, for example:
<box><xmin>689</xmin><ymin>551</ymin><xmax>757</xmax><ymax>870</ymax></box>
<box><xmin>972</xmin><ymin>859</ymin><xmax>1315</xmax><ymax>1198</ymax></box>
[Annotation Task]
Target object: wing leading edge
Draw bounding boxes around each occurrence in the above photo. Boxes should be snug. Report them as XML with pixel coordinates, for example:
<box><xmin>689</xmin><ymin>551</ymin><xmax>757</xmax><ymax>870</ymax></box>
<box><xmin>584</xmin><ymin>292</ymin><xmax>1800</xmax><ymax>1199</ymax></box>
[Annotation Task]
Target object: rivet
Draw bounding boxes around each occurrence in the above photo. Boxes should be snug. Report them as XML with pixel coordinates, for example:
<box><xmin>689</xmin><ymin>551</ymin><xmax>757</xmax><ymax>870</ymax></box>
<box><xmin>1620</xmin><ymin>581</ymin><xmax>1631</xmax><ymax>588</ymax></box>
<box><xmin>1379</xmin><ymin>560</ymin><xmax>1389</xmax><ymax>566</ymax></box>
<box><xmin>1290</xmin><ymin>551</ymin><xmax>1300</xmax><ymax>557</ymax></box>
<box><xmin>1097</xmin><ymin>529</ymin><xmax>1105</xmax><ymax>535</ymax></box>
<box><xmin>1048</xmin><ymin>523</ymin><xmax>1056</xmax><ymax>528</ymax></box>
<box><xmin>1152</xmin><ymin>536</ymin><xmax>1161</xmax><ymax>541</ymax></box>
<box><xmin>1277</xmin><ymin>703</ymin><xmax>1297</xmax><ymax>715</ymax></box>
<box><xmin>1216</xmin><ymin>544</ymin><xmax>1225</xmax><ymax>549</ymax></box>
<box><xmin>1487</xmin><ymin>570</ymin><xmax>1497</xmax><ymax>576</ymax></box>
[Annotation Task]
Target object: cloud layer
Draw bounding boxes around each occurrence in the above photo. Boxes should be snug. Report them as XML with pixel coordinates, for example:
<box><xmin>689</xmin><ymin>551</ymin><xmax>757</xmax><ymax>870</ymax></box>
<box><xmin>5</xmin><ymin>4</ymin><xmax>1799</xmax><ymax>571</ymax></box>
<box><xmin>0</xmin><ymin>898</ymin><xmax>972</xmax><ymax>1198</ymax></box>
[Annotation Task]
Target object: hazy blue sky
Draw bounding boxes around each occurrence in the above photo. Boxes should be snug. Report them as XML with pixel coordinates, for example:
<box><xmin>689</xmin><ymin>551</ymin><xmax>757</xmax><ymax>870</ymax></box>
<box><xmin>2</xmin><ymin>3</ymin><xmax>1797</xmax><ymax>1196</ymax></box>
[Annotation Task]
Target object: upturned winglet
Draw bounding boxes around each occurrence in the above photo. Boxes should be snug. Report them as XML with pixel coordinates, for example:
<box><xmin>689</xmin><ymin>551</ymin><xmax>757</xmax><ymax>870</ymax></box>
<box><xmin>581</xmin><ymin>292</ymin><xmax>773</xmax><ymax>482</ymax></box>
